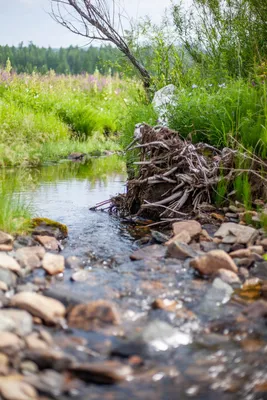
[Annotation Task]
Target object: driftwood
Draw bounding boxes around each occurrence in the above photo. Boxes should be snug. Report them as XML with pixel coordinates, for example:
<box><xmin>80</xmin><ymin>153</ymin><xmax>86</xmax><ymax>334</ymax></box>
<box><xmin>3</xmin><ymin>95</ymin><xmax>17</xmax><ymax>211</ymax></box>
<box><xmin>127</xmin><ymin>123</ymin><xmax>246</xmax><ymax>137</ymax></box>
<box><xmin>93</xmin><ymin>124</ymin><xmax>267</xmax><ymax>221</ymax></box>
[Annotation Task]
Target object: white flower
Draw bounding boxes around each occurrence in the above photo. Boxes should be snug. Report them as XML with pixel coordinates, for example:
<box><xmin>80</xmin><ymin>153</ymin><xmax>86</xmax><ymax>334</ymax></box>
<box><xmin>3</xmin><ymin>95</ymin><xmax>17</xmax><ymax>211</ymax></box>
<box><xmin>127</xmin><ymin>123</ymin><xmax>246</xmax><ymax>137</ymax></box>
<box><xmin>218</xmin><ymin>83</ymin><xmax>226</xmax><ymax>88</ymax></box>
<box><xmin>192</xmin><ymin>84</ymin><xmax>198</xmax><ymax>89</ymax></box>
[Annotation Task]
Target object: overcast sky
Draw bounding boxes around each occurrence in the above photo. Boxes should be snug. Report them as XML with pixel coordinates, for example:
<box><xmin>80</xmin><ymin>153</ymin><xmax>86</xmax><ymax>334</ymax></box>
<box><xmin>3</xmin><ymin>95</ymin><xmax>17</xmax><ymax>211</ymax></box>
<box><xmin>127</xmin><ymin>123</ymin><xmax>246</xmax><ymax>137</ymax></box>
<box><xmin>0</xmin><ymin>0</ymin><xmax>173</xmax><ymax>48</ymax></box>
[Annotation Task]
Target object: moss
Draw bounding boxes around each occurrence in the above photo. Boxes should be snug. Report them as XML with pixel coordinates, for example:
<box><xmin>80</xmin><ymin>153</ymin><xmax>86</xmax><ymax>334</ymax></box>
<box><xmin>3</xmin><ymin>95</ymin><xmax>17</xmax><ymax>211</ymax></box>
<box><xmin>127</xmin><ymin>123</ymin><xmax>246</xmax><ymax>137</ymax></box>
<box><xmin>31</xmin><ymin>217</ymin><xmax>68</xmax><ymax>238</ymax></box>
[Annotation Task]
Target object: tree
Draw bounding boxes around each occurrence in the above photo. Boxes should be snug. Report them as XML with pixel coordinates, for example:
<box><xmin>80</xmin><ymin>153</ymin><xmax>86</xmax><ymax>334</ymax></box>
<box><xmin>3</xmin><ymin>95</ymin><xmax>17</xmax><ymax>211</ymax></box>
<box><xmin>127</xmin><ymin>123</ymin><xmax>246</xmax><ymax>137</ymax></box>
<box><xmin>50</xmin><ymin>0</ymin><xmax>151</xmax><ymax>88</ymax></box>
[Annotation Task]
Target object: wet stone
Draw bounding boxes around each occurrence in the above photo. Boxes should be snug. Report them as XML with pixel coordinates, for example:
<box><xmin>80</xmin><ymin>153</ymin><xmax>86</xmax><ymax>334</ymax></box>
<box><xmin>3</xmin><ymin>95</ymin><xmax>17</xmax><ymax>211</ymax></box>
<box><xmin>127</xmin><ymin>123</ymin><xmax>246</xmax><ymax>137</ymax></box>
<box><xmin>130</xmin><ymin>245</ymin><xmax>166</xmax><ymax>261</ymax></box>
<box><xmin>35</xmin><ymin>235</ymin><xmax>61</xmax><ymax>251</ymax></box>
<box><xmin>23</xmin><ymin>348</ymin><xmax>74</xmax><ymax>371</ymax></box>
<box><xmin>151</xmin><ymin>230</ymin><xmax>169</xmax><ymax>244</ymax></box>
<box><xmin>25</xmin><ymin>369</ymin><xmax>64</xmax><ymax>397</ymax></box>
<box><xmin>68</xmin><ymin>300</ymin><xmax>120</xmax><ymax>331</ymax></box>
<box><xmin>151</xmin><ymin>298</ymin><xmax>178</xmax><ymax>312</ymax></box>
<box><xmin>71</xmin><ymin>270</ymin><xmax>91</xmax><ymax>282</ymax></box>
<box><xmin>70</xmin><ymin>361</ymin><xmax>133</xmax><ymax>384</ymax></box>
<box><xmin>242</xmin><ymin>300</ymin><xmax>267</xmax><ymax>319</ymax></box>
<box><xmin>66</xmin><ymin>256</ymin><xmax>82</xmax><ymax>269</ymax></box>
<box><xmin>0</xmin><ymin>332</ymin><xmax>23</xmax><ymax>356</ymax></box>
<box><xmin>15</xmin><ymin>247</ymin><xmax>45</xmax><ymax>270</ymax></box>
<box><xmin>42</xmin><ymin>253</ymin><xmax>65</xmax><ymax>275</ymax></box>
<box><xmin>213</xmin><ymin>269</ymin><xmax>241</xmax><ymax>285</ymax></box>
<box><xmin>10</xmin><ymin>292</ymin><xmax>66</xmax><ymax>325</ymax></box>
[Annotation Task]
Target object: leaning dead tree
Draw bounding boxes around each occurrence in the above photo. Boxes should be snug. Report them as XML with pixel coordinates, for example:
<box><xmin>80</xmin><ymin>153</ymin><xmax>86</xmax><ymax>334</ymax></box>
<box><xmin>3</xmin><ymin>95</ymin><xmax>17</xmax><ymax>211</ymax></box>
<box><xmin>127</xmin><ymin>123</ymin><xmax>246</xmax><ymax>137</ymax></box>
<box><xmin>50</xmin><ymin>0</ymin><xmax>151</xmax><ymax>88</ymax></box>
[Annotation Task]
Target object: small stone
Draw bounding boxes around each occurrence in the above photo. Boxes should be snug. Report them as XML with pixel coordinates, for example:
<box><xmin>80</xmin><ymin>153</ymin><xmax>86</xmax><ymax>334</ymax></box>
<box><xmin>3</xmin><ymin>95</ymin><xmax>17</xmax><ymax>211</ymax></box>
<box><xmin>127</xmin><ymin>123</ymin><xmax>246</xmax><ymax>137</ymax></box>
<box><xmin>25</xmin><ymin>369</ymin><xmax>64</xmax><ymax>397</ymax></box>
<box><xmin>0</xmin><ymin>282</ymin><xmax>7</xmax><ymax>292</ymax></box>
<box><xmin>68</xmin><ymin>300</ymin><xmax>120</xmax><ymax>331</ymax></box>
<box><xmin>229</xmin><ymin>248</ymin><xmax>251</xmax><ymax>258</ymax></box>
<box><xmin>248</xmin><ymin>245</ymin><xmax>264</xmax><ymax>255</ymax></box>
<box><xmin>0</xmin><ymin>332</ymin><xmax>23</xmax><ymax>356</ymax></box>
<box><xmin>151</xmin><ymin>231</ymin><xmax>169</xmax><ymax>244</ymax></box>
<box><xmin>25</xmin><ymin>333</ymin><xmax>49</xmax><ymax>351</ymax></box>
<box><xmin>200</xmin><ymin>242</ymin><xmax>218</xmax><ymax>252</ymax></box>
<box><xmin>151</xmin><ymin>298</ymin><xmax>178</xmax><ymax>312</ymax></box>
<box><xmin>172</xmin><ymin>220</ymin><xmax>201</xmax><ymax>239</ymax></box>
<box><xmin>236</xmin><ymin>257</ymin><xmax>255</xmax><ymax>269</ymax></box>
<box><xmin>35</xmin><ymin>236</ymin><xmax>60</xmax><ymax>251</ymax></box>
<box><xmin>0</xmin><ymin>245</ymin><xmax>13</xmax><ymax>252</ymax></box>
<box><xmin>239</xmin><ymin>267</ymin><xmax>249</xmax><ymax>279</ymax></box>
<box><xmin>190</xmin><ymin>250</ymin><xmax>238</xmax><ymax>276</ymax></box>
<box><xmin>130</xmin><ymin>245</ymin><xmax>166</xmax><ymax>261</ymax></box>
<box><xmin>70</xmin><ymin>361</ymin><xmax>132</xmax><ymax>384</ymax></box>
<box><xmin>0</xmin><ymin>379</ymin><xmax>37</xmax><ymax>400</ymax></box>
<box><xmin>10</xmin><ymin>292</ymin><xmax>66</xmax><ymax>325</ymax></box>
<box><xmin>15</xmin><ymin>247</ymin><xmax>45</xmax><ymax>270</ymax></box>
<box><xmin>42</xmin><ymin>253</ymin><xmax>65</xmax><ymax>275</ymax></box>
<box><xmin>0</xmin><ymin>353</ymin><xmax>9</xmax><ymax>375</ymax></box>
<box><xmin>71</xmin><ymin>270</ymin><xmax>90</xmax><ymax>282</ymax></box>
<box><xmin>165</xmin><ymin>231</ymin><xmax>191</xmax><ymax>246</ymax></box>
<box><xmin>0</xmin><ymin>310</ymin><xmax>32</xmax><ymax>336</ymax></box>
<box><xmin>66</xmin><ymin>256</ymin><xmax>82</xmax><ymax>269</ymax></box>
<box><xmin>214</xmin><ymin>269</ymin><xmax>241</xmax><ymax>285</ymax></box>
<box><xmin>260</xmin><ymin>238</ymin><xmax>267</xmax><ymax>251</ymax></box>
<box><xmin>166</xmin><ymin>241</ymin><xmax>199</xmax><ymax>259</ymax></box>
<box><xmin>23</xmin><ymin>349</ymin><xmax>74</xmax><ymax>371</ymax></box>
<box><xmin>0</xmin><ymin>232</ymin><xmax>13</xmax><ymax>246</ymax></box>
<box><xmin>242</xmin><ymin>300</ymin><xmax>267</xmax><ymax>319</ymax></box>
<box><xmin>214</xmin><ymin>223</ymin><xmax>258</xmax><ymax>245</ymax></box>
<box><xmin>0</xmin><ymin>254</ymin><xmax>21</xmax><ymax>272</ymax></box>
<box><xmin>0</xmin><ymin>268</ymin><xmax>16</xmax><ymax>288</ymax></box>
<box><xmin>20</xmin><ymin>361</ymin><xmax>39</xmax><ymax>375</ymax></box>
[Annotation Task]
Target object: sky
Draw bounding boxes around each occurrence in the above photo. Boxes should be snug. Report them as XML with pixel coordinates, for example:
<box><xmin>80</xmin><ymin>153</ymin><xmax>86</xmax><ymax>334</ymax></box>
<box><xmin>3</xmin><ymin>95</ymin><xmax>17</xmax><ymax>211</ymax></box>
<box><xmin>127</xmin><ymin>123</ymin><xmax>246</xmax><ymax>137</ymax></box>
<box><xmin>0</xmin><ymin>0</ymin><xmax>173</xmax><ymax>48</ymax></box>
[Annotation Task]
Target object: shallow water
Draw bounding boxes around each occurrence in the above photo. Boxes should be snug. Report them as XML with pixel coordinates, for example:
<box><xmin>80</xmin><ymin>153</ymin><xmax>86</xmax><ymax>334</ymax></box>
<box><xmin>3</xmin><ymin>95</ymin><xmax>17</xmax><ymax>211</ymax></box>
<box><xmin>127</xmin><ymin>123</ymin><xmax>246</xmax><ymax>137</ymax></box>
<box><xmin>4</xmin><ymin>156</ymin><xmax>267</xmax><ymax>400</ymax></box>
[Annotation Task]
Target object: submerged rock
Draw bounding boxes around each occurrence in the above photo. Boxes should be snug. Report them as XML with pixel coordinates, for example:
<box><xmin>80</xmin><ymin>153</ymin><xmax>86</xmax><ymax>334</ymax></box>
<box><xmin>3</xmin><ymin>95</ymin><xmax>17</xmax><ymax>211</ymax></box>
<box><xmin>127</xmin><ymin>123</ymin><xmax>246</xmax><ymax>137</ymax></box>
<box><xmin>68</xmin><ymin>300</ymin><xmax>120</xmax><ymax>331</ymax></box>
<box><xmin>71</xmin><ymin>361</ymin><xmax>133</xmax><ymax>384</ymax></box>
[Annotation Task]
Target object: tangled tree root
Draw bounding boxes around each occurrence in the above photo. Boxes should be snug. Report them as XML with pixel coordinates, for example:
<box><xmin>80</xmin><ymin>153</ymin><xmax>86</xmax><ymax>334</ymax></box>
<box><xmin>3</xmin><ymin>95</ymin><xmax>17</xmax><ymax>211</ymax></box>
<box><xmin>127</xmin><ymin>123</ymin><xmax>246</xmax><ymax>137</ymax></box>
<box><xmin>94</xmin><ymin>124</ymin><xmax>267</xmax><ymax>222</ymax></box>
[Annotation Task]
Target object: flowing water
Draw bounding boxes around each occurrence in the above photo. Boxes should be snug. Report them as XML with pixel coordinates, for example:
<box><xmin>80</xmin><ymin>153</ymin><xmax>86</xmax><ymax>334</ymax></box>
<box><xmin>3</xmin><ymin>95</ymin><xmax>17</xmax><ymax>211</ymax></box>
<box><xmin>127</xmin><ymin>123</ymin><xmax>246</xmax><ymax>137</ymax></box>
<box><xmin>3</xmin><ymin>156</ymin><xmax>267</xmax><ymax>400</ymax></box>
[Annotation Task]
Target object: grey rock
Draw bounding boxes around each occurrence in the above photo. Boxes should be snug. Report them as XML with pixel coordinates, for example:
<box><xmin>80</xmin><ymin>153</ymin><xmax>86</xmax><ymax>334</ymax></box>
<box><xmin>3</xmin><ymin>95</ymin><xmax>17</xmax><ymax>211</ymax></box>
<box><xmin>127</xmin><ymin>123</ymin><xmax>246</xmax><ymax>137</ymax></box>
<box><xmin>66</xmin><ymin>256</ymin><xmax>82</xmax><ymax>269</ymax></box>
<box><xmin>130</xmin><ymin>245</ymin><xmax>167</xmax><ymax>261</ymax></box>
<box><xmin>0</xmin><ymin>267</ymin><xmax>17</xmax><ymax>287</ymax></box>
<box><xmin>0</xmin><ymin>309</ymin><xmax>33</xmax><ymax>336</ymax></box>
<box><xmin>15</xmin><ymin>246</ymin><xmax>45</xmax><ymax>270</ymax></box>
<box><xmin>166</xmin><ymin>241</ymin><xmax>200</xmax><ymax>260</ymax></box>
<box><xmin>214</xmin><ymin>222</ymin><xmax>258</xmax><ymax>245</ymax></box>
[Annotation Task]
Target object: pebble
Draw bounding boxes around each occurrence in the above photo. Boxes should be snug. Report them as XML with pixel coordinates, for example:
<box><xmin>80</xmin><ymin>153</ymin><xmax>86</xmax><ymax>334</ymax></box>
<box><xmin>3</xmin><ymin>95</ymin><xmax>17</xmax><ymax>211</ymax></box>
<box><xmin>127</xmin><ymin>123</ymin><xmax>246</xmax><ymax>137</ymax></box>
<box><xmin>0</xmin><ymin>310</ymin><xmax>33</xmax><ymax>336</ymax></box>
<box><xmin>35</xmin><ymin>235</ymin><xmax>60</xmax><ymax>251</ymax></box>
<box><xmin>66</xmin><ymin>256</ymin><xmax>82</xmax><ymax>269</ymax></box>
<box><xmin>0</xmin><ymin>254</ymin><xmax>21</xmax><ymax>272</ymax></box>
<box><xmin>42</xmin><ymin>253</ymin><xmax>65</xmax><ymax>275</ymax></box>
<box><xmin>15</xmin><ymin>247</ymin><xmax>45</xmax><ymax>270</ymax></box>
<box><xmin>0</xmin><ymin>267</ymin><xmax>17</xmax><ymax>288</ymax></box>
<box><xmin>229</xmin><ymin>248</ymin><xmax>251</xmax><ymax>258</ymax></box>
<box><xmin>214</xmin><ymin>268</ymin><xmax>241</xmax><ymax>285</ymax></box>
<box><xmin>0</xmin><ymin>378</ymin><xmax>37</xmax><ymax>400</ymax></box>
<box><xmin>10</xmin><ymin>292</ymin><xmax>66</xmax><ymax>325</ymax></box>
<box><xmin>166</xmin><ymin>241</ymin><xmax>200</xmax><ymax>259</ymax></box>
<box><xmin>71</xmin><ymin>270</ymin><xmax>91</xmax><ymax>282</ymax></box>
<box><xmin>0</xmin><ymin>332</ymin><xmax>23</xmax><ymax>355</ymax></box>
<box><xmin>151</xmin><ymin>298</ymin><xmax>178</xmax><ymax>312</ymax></box>
<box><xmin>190</xmin><ymin>250</ymin><xmax>238</xmax><ymax>276</ymax></box>
<box><xmin>130</xmin><ymin>245</ymin><xmax>166</xmax><ymax>261</ymax></box>
<box><xmin>165</xmin><ymin>230</ymin><xmax>191</xmax><ymax>245</ymax></box>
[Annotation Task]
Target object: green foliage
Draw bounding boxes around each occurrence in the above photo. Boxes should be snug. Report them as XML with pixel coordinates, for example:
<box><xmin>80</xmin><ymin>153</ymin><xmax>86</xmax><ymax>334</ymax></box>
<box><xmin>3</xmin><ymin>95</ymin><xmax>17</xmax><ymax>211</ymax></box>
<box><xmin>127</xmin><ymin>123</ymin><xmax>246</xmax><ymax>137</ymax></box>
<box><xmin>168</xmin><ymin>80</ymin><xmax>267</xmax><ymax>157</ymax></box>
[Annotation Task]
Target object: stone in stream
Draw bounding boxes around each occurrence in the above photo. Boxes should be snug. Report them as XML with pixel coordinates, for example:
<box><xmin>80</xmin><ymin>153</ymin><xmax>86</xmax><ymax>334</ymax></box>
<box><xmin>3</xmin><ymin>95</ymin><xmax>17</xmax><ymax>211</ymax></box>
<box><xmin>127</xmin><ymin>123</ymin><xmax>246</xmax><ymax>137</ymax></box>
<box><xmin>15</xmin><ymin>246</ymin><xmax>45</xmax><ymax>270</ymax></box>
<box><xmin>0</xmin><ymin>332</ymin><xmax>23</xmax><ymax>356</ymax></box>
<box><xmin>166</xmin><ymin>241</ymin><xmax>200</xmax><ymax>260</ymax></box>
<box><xmin>66</xmin><ymin>256</ymin><xmax>82</xmax><ymax>269</ymax></box>
<box><xmin>190</xmin><ymin>250</ymin><xmax>238</xmax><ymax>277</ymax></box>
<box><xmin>0</xmin><ymin>378</ymin><xmax>38</xmax><ymax>400</ymax></box>
<box><xmin>23</xmin><ymin>348</ymin><xmax>74</xmax><ymax>371</ymax></box>
<box><xmin>42</xmin><ymin>253</ymin><xmax>65</xmax><ymax>275</ymax></box>
<box><xmin>10</xmin><ymin>292</ymin><xmax>66</xmax><ymax>325</ymax></box>
<box><xmin>70</xmin><ymin>361</ymin><xmax>133</xmax><ymax>384</ymax></box>
<box><xmin>172</xmin><ymin>220</ymin><xmax>202</xmax><ymax>240</ymax></box>
<box><xmin>0</xmin><ymin>310</ymin><xmax>33</xmax><ymax>336</ymax></box>
<box><xmin>68</xmin><ymin>300</ymin><xmax>120</xmax><ymax>331</ymax></box>
<box><xmin>151</xmin><ymin>230</ymin><xmax>169</xmax><ymax>244</ymax></box>
<box><xmin>31</xmin><ymin>218</ymin><xmax>68</xmax><ymax>240</ymax></box>
<box><xmin>214</xmin><ymin>222</ymin><xmax>258</xmax><ymax>245</ymax></box>
<box><xmin>130</xmin><ymin>245</ymin><xmax>167</xmax><ymax>261</ymax></box>
<box><xmin>242</xmin><ymin>300</ymin><xmax>267</xmax><ymax>320</ymax></box>
<box><xmin>35</xmin><ymin>235</ymin><xmax>61</xmax><ymax>251</ymax></box>
<box><xmin>112</xmin><ymin>320</ymin><xmax>191</xmax><ymax>358</ymax></box>
<box><xmin>71</xmin><ymin>270</ymin><xmax>91</xmax><ymax>282</ymax></box>
<box><xmin>0</xmin><ymin>253</ymin><xmax>21</xmax><ymax>272</ymax></box>
<box><xmin>25</xmin><ymin>369</ymin><xmax>64</xmax><ymax>398</ymax></box>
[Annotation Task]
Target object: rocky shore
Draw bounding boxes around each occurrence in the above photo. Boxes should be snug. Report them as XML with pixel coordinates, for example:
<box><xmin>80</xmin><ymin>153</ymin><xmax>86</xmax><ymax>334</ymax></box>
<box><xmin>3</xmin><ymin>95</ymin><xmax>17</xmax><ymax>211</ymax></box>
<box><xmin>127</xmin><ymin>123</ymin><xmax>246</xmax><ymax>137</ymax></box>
<box><xmin>0</xmin><ymin>214</ymin><xmax>267</xmax><ymax>399</ymax></box>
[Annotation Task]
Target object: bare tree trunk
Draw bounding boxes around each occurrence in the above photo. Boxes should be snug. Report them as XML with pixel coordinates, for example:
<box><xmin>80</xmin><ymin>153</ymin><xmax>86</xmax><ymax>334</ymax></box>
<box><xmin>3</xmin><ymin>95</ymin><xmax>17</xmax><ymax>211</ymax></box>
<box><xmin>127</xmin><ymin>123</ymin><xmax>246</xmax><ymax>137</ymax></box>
<box><xmin>50</xmin><ymin>0</ymin><xmax>151</xmax><ymax>89</ymax></box>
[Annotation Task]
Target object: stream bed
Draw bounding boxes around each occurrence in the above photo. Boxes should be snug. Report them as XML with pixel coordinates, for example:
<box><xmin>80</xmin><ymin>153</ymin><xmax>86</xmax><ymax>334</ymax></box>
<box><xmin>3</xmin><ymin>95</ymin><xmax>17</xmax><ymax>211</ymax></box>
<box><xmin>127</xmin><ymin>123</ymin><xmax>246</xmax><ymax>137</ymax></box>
<box><xmin>2</xmin><ymin>156</ymin><xmax>267</xmax><ymax>400</ymax></box>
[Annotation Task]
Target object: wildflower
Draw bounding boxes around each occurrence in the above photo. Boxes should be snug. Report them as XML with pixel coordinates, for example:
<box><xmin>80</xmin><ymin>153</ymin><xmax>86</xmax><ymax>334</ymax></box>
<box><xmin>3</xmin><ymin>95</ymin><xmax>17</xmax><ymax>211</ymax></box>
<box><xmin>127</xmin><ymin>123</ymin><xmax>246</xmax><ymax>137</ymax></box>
<box><xmin>218</xmin><ymin>83</ymin><xmax>226</xmax><ymax>88</ymax></box>
<box><xmin>192</xmin><ymin>84</ymin><xmax>198</xmax><ymax>89</ymax></box>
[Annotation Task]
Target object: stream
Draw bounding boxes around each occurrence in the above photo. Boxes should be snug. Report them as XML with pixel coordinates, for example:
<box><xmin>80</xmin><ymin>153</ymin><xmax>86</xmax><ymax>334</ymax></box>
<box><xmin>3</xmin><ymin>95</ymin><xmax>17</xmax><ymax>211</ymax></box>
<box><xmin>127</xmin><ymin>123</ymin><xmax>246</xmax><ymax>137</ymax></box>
<box><xmin>3</xmin><ymin>155</ymin><xmax>267</xmax><ymax>400</ymax></box>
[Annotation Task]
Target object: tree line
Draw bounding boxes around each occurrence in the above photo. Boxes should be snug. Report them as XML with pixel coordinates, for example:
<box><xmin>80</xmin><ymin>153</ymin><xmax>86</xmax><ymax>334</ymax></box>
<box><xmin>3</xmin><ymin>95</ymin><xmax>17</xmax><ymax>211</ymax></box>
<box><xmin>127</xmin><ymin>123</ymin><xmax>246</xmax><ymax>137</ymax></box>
<box><xmin>0</xmin><ymin>43</ymin><xmax>122</xmax><ymax>75</ymax></box>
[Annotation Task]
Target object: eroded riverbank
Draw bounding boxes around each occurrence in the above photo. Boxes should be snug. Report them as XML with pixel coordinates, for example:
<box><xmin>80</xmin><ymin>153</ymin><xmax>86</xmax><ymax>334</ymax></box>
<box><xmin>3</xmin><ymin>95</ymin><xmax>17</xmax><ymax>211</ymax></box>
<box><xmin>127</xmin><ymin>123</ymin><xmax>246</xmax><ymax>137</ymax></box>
<box><xmin>0</xmin><ymin>157</ymin><xmax>267</xmax><ymax>399</ymax></box>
